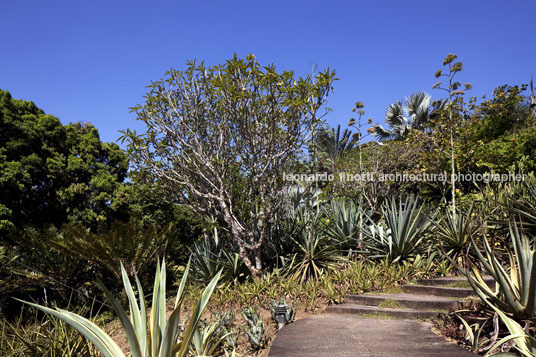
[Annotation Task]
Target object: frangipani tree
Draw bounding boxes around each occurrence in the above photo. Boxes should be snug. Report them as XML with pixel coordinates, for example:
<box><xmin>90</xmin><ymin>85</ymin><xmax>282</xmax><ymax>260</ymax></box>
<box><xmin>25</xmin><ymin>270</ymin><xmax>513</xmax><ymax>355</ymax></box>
<box><xmin>121</xmin><ymin>55</ymin><xmax>335</xmax><ymax>278</ymax></box>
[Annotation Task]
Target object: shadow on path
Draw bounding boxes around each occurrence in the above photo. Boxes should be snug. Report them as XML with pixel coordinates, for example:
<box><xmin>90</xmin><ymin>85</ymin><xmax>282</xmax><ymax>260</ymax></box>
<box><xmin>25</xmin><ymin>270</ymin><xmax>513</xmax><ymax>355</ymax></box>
<box><xmin>268</xmin><ymin>314</ymin><xmax>475</xmax><ymax>357</ymax></box>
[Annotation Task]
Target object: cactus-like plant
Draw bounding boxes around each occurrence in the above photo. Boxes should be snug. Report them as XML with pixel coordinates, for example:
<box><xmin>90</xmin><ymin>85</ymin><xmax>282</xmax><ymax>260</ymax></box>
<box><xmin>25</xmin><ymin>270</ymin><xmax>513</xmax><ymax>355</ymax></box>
<box><xmin>363</xmin><ymin>196</ymin><xmax>431</xmax><ymax>262</ymax></box>
<box><xmin>453</xmin><ymin>223</ymin><xmax>536</xmax><ymax>322</ymax></box>
<box><xmin>189</xmin><ymin>320</ymin><xmax>229</xmax><ymax>357</ymax></box>
<box><xmin>241</xmin><ymin>306</ymin><xmax>269</xmax><ymax>350</ymax></box>
<box><xmin>484</xmin><ymin>304</ymin><xmax>536</xmax><ymax>356</ymax></box>
<box><xmin>324</xmin><ymin>199</ymin><xmax>362</xmax><ymax>244</ymax></box>
<box><xmin>433</xmin><ymin>203</ymin><xmax>479</xmax><ymax>256</ymax></box>
<box><xmin>19</xmin><ymin>259</ymin><xmax>221</xmax><ymax>357</ymax></box>
<box><xmin>213</xmin><ymin>310</ymin><xmax>236</xmax><ymax>348</ymax></box>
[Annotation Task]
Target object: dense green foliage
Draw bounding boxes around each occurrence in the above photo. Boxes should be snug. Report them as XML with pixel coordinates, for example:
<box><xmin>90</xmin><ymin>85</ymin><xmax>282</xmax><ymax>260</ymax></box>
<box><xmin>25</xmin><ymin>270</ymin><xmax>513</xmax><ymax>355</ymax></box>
<box><xmin>0</xmin><ymin>90</ymin><xmax>128</xmax><ymax>236</ymax></box>
<box><xmin>0</xmin><ymin>89</ymin><xmax>203</xmax><ymax>320</ymax></box>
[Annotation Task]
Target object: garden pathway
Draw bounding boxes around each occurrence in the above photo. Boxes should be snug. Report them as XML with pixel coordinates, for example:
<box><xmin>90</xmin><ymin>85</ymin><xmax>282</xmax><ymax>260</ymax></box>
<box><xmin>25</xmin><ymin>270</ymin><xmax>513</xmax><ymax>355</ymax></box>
<box><xmin>268</xmin><ymin>314</ymin><xmax>475</xmax><ymax>356</ymax></box>
<box><xmin>268</xmin><ymin>276</ymin><xmax>491</xmax><ymax>356</ymax></box>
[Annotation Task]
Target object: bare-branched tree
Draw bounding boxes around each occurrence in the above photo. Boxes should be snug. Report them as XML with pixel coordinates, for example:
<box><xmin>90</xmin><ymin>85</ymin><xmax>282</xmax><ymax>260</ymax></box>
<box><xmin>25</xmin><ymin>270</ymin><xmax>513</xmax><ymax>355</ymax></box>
<box><xmin>121</xmin><ymin>55</ymin><xmax>336</xmax><ymax>278</ymax></box>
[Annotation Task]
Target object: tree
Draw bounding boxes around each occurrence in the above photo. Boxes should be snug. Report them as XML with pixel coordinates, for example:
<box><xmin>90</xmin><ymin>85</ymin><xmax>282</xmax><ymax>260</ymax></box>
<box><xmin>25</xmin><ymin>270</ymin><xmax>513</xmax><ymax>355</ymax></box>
<box><xmin>121</xmin><ymin>55</ymin><xmax>336</xmax><ymax>278</ymax></box>
<box><xmin>309</xmin><ymin>124</ymin><xmax>358</xmax><ymax>174</ymax></box>
<box><xmin>461</xmin><ymin>84</ymin><xmax>535</xmax><ymax>173</ymax></box>
<box><xmin>0</xmin><ymin>89</ymin><xmax>129</xmax><ymax>238</ymax></box>
<box><xmin>372</xmin><ymin>92</ymin><xmax>433</xmax><ymax>140</ymax></box>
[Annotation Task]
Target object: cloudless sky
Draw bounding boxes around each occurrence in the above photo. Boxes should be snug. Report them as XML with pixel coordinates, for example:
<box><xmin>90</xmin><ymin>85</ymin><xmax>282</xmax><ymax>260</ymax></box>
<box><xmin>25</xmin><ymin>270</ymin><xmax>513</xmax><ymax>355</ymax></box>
<box><xmin>2</xmin><ymin>0</ymin><xmax>535</xmax><ymax>144</ymax></box>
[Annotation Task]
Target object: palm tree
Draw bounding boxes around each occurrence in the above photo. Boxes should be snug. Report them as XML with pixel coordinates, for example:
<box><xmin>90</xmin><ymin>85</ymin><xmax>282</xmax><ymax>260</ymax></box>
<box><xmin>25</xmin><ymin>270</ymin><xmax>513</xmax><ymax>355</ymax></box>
<box><xmin>372</xmin><ymin>91</ymin><xmax>433</xmax><ymax>140</ymax></box>
<box><xmin>310</xmin><ymin>124</ymin><xmax>358</xmax><ymax>173</ymax></box>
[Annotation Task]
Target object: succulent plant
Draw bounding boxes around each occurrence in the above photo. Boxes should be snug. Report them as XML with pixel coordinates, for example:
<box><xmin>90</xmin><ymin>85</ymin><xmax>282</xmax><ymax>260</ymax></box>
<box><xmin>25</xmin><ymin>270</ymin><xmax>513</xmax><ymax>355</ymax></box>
<box><xmin>20</xmin><ymin>259</ymin><xmax>221</xmax><ymax>357</ymax></box>
<box><xmin>453</xmin><ymin>223</ymin><xmax>536</xmax><ymax>322</ymax></box>
<box><xmin>241</xmin><ymin>306</ymin><xmax>269</xmax><ymax>350</ymax></box>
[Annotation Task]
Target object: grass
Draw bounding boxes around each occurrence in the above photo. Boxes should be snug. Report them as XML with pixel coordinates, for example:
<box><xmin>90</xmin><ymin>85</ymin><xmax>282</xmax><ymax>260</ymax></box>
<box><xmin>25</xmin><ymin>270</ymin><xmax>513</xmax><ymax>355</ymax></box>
<box><xmin>369</xmin><ymin>287</ymin><xmax>404</xmax><ymax>295</ymax></box>
<box><xmin>357</xmin><ymin>312</ymin><xmax>396</xmax><ymax>319</ymax></box>
<box><xmin>377</xmin><ymin>299</ymin><xmax>403</xmax><ymax>309</ymax></box>
<box><xmin>445</xmin><ymin>296</ymin><xmax>479</xmax><ymax>302</ymax></box>
<box><xmin>445</xmin><ymin>281</ymin><xmax>471</xmax><ymax>288</ymax></box>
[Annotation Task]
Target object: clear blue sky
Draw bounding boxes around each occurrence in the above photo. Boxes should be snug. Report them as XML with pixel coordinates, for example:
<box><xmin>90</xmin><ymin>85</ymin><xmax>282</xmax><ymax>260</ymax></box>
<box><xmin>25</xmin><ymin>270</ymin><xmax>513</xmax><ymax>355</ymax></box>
<box><xmin>2</xmin><ymin>0</ymin><xmax>535</xmax><ymax>144</ymax></box>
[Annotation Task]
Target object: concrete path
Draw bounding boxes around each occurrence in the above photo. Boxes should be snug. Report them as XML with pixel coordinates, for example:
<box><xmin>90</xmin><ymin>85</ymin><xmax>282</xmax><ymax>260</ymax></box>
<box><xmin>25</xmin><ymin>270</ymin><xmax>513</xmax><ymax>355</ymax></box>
<box><xmin>268</xmin><ymin>314</ymin><xmax>475</xmax><ymax>357</ymax></box>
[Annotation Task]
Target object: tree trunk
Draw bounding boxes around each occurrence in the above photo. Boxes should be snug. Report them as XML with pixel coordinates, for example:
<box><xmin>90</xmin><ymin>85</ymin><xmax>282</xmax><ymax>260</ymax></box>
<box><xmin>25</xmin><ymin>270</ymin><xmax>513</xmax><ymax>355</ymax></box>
<box><xmin>218</xmin><ymin>199</ymin><xmax>263</xmax><ymax>279</ymax></box>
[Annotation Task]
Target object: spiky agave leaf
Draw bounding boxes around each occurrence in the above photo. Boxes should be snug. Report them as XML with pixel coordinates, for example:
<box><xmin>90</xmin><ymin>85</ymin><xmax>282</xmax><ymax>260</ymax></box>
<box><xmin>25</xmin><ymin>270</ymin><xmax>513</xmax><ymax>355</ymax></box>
<box><xmin>363</xmin><ymin>196</ymin><xmax>431</xmax><ymax>262</ymax></box>
<box><xmin>324</xmin><ymin>199</ymin><xmax>362</xmax><ymax>244</ymax></box>
<box><xmin>450</xmin><ymin>223</ymin><xmax>536</xmax><ymax>322</ymax></box>
<box><xmin>484</xmin><ymin>304</ymin><xmax>536</xmax><ymax>356</ymax></box>
<box><xmin>20</xmin><ymin>258</ymin><xmax>221</xmax><ymax>357</ymax></box>
<box><xmin>175</xmin><ymin>269</ymin><xmax>222</xmax><ymax>356</ymax></box>
<box><xmin>16</xmin><ymin>301</ymin><xmax>126</xmax><ymax>357</ymax></box>
<box><xmin>433</xmin><ymin>202</ymin><xmax>478</xmax><ymax>253</ymax></box>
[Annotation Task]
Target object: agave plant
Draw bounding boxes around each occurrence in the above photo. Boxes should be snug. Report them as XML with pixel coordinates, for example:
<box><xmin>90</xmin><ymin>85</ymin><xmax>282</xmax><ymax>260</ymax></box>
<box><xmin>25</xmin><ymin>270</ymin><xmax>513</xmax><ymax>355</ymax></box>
<box><xmin>19</xmin><ymin>259</ymin><xmax>221</xmax><ymax>357</ymax></box>
<box><xmin>289</xmin><ymin>225</ymin><xmax>344</xmax><ymax>282</ymax></box>
<box><xmin>433</xmin><ymin>203</ymin><xmax>479</xmax><ymax>257</ymax></box>
<box><xmin>485</xmin><ymin>304</ymin><xmax>536</xmax><ymax>356</ymax></box>
<box><xmin>324</xmin><ymin>199</ymin><xmax>362</xmax><ymax>246</ymax></box>
<box><xmin>456</xmin><ymin>315</ymin><xmax>494</xmax><ymax>353</ymax></box>
<box><xmin>363</xmin><ymin>196</ymin><xmax>431</xmax><ymax>262</ymax></box>
<box><xmin>284</xmin><ymin>205</ymin><xmax>344</xmax><ymax>282</ymax></box>
<box><xmin>241</xmin><ymin>306</ymin><xmax>269</xmax><ymax>351</ymax></box>
<box><xmin>212</xmin><ymin>310</ymin><xmax>236</xmax><ymax>348</ymax></box>
<box><xmin>189</xmin><ymin>321</ymin><xmax>229</xmax><ymax>357</ymax></box>
<box><xmin>477</xmin><ymin>174</ymin><xmax>536</xmax><ymax>237</ymax></box>
<box><xmin>189</xmin><ymin>239</ymin><xmax>246</xmax><ymax>284</ymax></box>
<box><xmin>503</xmin><ymin>174</ymin><xmax>536</xmax><ymax>234</ymax></box>
<box><xmin>189</xmin><ymin>239</ymin><xmax>224</xmax><ymax>284</ymax></box>
<box><xmin>454</xmin><ymin>223</ymin><xmax>536</xmax><ymax>322</ymax></box>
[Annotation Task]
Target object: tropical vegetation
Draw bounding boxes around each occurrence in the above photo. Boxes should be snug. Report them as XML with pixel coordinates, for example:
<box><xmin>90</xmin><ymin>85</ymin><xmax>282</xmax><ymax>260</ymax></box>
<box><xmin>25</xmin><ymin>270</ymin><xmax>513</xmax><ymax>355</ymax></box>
<box><xmin>2</xmin><ymin>53</ymin><xmax>536</xmax><ymax>356</ymax></box>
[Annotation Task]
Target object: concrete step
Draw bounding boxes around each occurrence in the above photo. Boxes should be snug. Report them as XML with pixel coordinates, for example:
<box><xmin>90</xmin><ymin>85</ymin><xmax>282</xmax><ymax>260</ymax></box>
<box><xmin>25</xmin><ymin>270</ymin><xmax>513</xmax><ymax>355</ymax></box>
<box><xmin>326</xmin><ymin>304</ymin><xmax>441</xmax><ymax>319</ymax></box>
<box><xmin>402</xmin><ymin>284</ymin><xmax>475</xmax><ymax>298</ymax></box>
<box><xmin>416</xmin><ymin>276</ymin><xmax>494</xmax><ymax>287</ymax></box>
<box><xmin>327</xmin><ymin>276</ymin><xmax>488</xmax><ymax>320</ymax></box>
<box><xmin>345</xmin><ymin>293</ymin><xmax>468</xmax><ymax>310</ymax></box>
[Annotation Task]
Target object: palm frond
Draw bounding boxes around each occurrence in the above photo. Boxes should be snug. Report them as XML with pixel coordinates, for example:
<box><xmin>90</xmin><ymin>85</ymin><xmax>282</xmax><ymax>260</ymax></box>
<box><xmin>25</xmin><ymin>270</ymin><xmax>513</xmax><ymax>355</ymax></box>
<box><xmin>404</xmin><ymin>92</ymin><xmax>431</xmax><ymax>128</ymax></box>
<box><xmin>371</xmin><ymin>124</ymin><xmax>393</xmax><ymax>141</ymax></box>
<box><xmin>385</xmin><ymin>101</ymin><xmax>405</xmax><ymax>127</ymax></box>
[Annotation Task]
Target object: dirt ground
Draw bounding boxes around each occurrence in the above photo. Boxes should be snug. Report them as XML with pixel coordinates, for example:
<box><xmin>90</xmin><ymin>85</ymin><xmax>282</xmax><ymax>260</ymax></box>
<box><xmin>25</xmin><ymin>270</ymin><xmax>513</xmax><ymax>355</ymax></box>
<box><xmin>105</xmin><ymin>295</ymin><xmax>329</xmax><ymax>356</ymax></box>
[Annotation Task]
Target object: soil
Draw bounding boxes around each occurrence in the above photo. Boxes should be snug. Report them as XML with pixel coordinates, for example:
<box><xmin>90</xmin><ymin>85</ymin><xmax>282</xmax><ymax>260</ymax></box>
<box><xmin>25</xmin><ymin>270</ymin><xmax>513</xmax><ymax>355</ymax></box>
<box><xmin>105</xmin><ymin>295</ymin><xmax>330</xmax><ymax>356</ymax></box>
